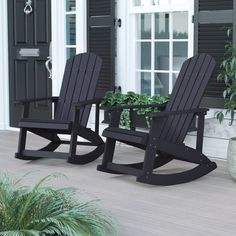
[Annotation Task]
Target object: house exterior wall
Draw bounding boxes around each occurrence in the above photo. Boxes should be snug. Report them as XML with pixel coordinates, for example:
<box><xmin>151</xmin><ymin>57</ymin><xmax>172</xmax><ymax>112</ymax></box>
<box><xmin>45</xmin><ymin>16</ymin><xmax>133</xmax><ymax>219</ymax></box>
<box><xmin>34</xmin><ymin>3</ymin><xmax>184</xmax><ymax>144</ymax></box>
<box><xmin>0</xmin><ymin>0</ymin><xmax>233</xmax><ymax>159</ymax></box>
<box><xmin>185</xmin><ymin>111</ymin><xmax>235</xmax><ymax>160</ymax></box>
<box><xmin>51</xmin><ymin>0</ymin><xmax>66</xmax><ymax>96</ymax></box>
<box><xmin>104</xmin><ymin>0</ymin><xmax>233</xmax><ymax>160</ymax></box>
<box><xmin>0</xmin><ymin>0</ymin><xmax>9</xmax><ymax>130</ymax></box>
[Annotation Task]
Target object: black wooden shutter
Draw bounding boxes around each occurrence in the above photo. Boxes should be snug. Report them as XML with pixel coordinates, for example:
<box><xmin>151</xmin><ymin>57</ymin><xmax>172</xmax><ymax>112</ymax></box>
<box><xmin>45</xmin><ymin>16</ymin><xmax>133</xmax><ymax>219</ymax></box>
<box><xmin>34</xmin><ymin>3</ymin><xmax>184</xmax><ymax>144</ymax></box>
<box><xmin>194</xmin><ymin>0</ymin><xmax>235</xmax><ymax>108</ymax></box>
<box><xmin>87</xmin><ymin>0</ymin><xmax>115</xmax><ymax>98</ymax></box>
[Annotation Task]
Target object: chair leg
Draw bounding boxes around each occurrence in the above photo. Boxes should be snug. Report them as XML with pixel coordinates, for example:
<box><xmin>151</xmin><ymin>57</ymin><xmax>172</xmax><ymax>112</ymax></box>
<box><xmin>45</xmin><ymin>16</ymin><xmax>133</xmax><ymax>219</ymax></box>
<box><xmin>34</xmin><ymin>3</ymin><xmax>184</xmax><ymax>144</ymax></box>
<box><xmin>15</xmin><ymin>128</ymin><xmax>27</xmax><ymax>158</ymax></box>
<box><xmin>67</xmin><ymin>130</ymin><xmax>78</xmax><ymax>162</ymax></box>
<box><xmin>97</xmin><ymin>138</ymin><xmax>116</xmax><ymax>173</ymax></box>
<box><xmin>137</xmin><ymin>145</ymin><xmax>157</xmax><ymax>181</ymax></box>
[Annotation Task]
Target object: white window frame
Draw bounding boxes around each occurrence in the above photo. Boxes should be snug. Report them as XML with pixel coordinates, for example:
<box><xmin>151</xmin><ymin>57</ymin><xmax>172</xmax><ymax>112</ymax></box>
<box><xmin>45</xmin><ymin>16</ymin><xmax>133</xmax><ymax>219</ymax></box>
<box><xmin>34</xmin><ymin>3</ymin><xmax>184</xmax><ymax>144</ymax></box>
<box><xmin>120</xmin><ymin>0</ymin><xmax>194</xmax><ymax>94</ymax></box>
<box><xmin>65</xmin><ymin>7</ymin><xmax>77</xmax><ymax>58</ymax></box>
<box><xmin>0</xmin><ymin>0</ymin><xmax>9</xmax><ymax>129</ymax></box>
<box><xmin>51</xmin><ymin>0</ymin><xmax>87</xmax><ymax>96</ymax></box>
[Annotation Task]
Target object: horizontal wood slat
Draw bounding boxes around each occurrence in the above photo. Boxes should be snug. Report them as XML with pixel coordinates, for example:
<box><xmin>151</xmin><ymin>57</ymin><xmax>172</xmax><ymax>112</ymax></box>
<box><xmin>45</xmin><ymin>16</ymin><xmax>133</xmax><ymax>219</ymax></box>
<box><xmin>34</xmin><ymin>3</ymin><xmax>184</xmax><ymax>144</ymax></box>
<box><xmin>103</xmin><ymin>127</ymin><xmax>148</xmax><ymax>145</ymax></box>
<box><xmin>199</xmin><ymin>0</ymin><xmax>233</xmax><ymax>11</ymax></box>
<box><xmin>87</xmin><ymin>0</ymin><xmax>115</xmax><ymax>98</ymax></box>
<box><xmin>89</xmin><ymin>0</ymin><xmax>111</xmax><ymax>16</ymax></box>
<box><xmin>89</xmin><ymin>27</ymin><xmax>113</xmax><ymax>94</ymax></box>
<box><xmin>198</xmin><ymin>23</ymin><xmax>232</xmax><ymax>98</ymax></box>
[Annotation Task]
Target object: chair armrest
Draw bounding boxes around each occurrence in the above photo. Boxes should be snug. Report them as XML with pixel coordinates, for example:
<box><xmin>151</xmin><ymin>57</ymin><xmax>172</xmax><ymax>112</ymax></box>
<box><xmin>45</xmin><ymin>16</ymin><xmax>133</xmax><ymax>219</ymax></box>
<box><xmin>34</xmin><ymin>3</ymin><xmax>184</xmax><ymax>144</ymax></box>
<box><xmin>73</xmin><ymin>98</ymin><xmax>103</xmax><ymax>108</ymax></box>
<box><xmin>104</xmin><ymin>102</ymin><xmax>168</xmax><ymax>112</ymax></box>
<box><xmin>14</xmin><ymin>96</ymin><xmax>59</xmax><ymax>104</ymax></box>
<box><xmin>14</xmin><ymin>97</ymin><xmax>59</xmax><ymax>119</ymax></box>
<box><xmin>149</xmin><ymin>108</ymin><xmax>209</xmax><ymax>118</ymax></box>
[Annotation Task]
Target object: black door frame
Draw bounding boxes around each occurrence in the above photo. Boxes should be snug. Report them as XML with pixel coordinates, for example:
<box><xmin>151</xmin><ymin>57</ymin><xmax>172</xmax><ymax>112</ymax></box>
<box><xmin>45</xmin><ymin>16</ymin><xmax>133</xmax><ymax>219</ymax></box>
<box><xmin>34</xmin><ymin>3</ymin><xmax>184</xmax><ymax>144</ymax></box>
<box><xmin>8</xmin><ymin>0</ymin><xmax>52</xmax><ymax>127</ymax></box>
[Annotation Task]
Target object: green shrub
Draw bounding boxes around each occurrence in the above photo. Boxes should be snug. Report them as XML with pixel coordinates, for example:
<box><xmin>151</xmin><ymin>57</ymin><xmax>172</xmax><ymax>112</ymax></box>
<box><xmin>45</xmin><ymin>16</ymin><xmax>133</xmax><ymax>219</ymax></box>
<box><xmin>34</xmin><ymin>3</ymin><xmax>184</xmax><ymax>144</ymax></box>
<box><xmin>0</xmin><ymin>173</ymin><xmax>116</xmax><ymax>236</ymax></box>
<box><xmin>217</xmin><ymin>28</ymin><xmax>236</xmax><ymax>125</ymax></box>
<box><xmin>102</xmin><ymin>91</ymin><xmax>169</xmax><ymax>128</ymax></box>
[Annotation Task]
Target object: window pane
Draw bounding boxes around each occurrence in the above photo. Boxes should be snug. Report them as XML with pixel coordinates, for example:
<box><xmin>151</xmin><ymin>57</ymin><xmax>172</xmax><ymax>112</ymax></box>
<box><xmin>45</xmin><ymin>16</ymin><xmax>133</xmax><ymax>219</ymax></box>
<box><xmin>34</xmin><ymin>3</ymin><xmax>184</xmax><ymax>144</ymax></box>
<box><xmin>66</xmin><ymin>0</ymin><xmax>76</xmax><ymax>12</ymax></box>
<box><xmin>137</xmin><ymin>14</ymin><xmax>151</xmax><ymax>39</ymax></box>
<box><xmin>170</xmin><ymin>0</ymin><xmax>188</xmax><ymax>5</ymax></box>
<box><xmin>137</xmin><ymin>42</ymin><xmax>151</xmax><ymax>70</ymax></box>
<box><xmin>173</xmin><ymin>12</ymin><xmax>188</xmax><ymax>39</ymax></box>
<box><xmin>66</xmin><ymin>15</ymin><xmax>76</xmax><ymax>45</ymax></box>
<box><xmin>173</xmin><ymin>42</ymin><xmax>187</xmax><ymax>70</ymax></box>
<box><xmin>141</xmin><ymin>72</ymin><xmax>151</xmax><ymax>95</ymax></box>
<box><xmin>66</xmin><ymin>48</ymin><xmax>76</xmax><ymax>59</ymax></box>
<box><xmin>155</xmin><ymin>13</ymin><xmax>169</xmax><ymax>39</ymax></box>
<box><xmin>155</xmin><ymin>42</ymin><xmax>169</xmax><ymax>70</ymax></box>
<box><xmin>134</xmin><ymin>0</ymin><xmax>151</xmax><ymax>6</ymax></box>
<box><xmin>134</xmin><ymin>0</ymin><xmax>170</xmax><ymax>6</ymax></box>
<box><xmin>134</xmin><ymin>0</ymin><xmax>141</xmax><ymax>6</ymax></box>
<box><xmin>154</xmin><ymin>0</ymin><xmax>170</xmax><ymax>5</ymax></box>
<box><xmin>155</xmin><ymin>73</ymin><xmax>169</xmax><ymax>95</ymax></box>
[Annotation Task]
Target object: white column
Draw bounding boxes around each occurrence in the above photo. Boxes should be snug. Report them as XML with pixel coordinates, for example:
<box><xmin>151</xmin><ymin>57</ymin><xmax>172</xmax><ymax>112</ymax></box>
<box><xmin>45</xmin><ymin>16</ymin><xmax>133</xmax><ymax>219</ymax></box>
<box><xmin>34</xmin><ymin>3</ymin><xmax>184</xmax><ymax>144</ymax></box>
<box><xmin>0</xmin><ymin>0</ymin><xmax>10</xmax><ymax>129</ymax></box>
<box><xmin>188</xmin><ymin>0</ymin><xmax>194</xmax><ymax>57</ymax></box>
<box><xmin>116</xmin><ymin>0</ymin><xmax>133</xmax><ymax>92</ymax></box>
<box><xmin>77</xmin><ymin>0</ymin><xmax>87</xmax><ymax>53</ymax></box>
<box><xmin>51</xmin><ymin>0</ymin><xmax>66</xmax><ymax>96</ymax></box>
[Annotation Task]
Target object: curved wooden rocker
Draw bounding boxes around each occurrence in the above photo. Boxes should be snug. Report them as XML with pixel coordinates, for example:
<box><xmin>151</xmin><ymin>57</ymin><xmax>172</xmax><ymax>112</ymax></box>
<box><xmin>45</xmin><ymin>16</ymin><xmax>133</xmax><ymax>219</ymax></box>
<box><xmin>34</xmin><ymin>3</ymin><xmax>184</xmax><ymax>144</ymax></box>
<box><xmin>15</xmin><ymin>53</ymin><xmax>104</xmax><ymax>164</ymax></box>
<box><xmin>97</xmin><ymin>54</ymin><xmax>217</xmax><ymax>185</ymax></box>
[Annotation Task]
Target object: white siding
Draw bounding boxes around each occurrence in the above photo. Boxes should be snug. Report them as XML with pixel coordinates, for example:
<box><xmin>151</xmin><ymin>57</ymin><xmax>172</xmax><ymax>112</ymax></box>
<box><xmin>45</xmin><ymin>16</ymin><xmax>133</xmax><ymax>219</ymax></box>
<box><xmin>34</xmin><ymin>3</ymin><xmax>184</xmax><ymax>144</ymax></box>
<box><xmin>0</xmin><ymin>0</ymin><xmax>9</xmax><ymax>129</ymax></box>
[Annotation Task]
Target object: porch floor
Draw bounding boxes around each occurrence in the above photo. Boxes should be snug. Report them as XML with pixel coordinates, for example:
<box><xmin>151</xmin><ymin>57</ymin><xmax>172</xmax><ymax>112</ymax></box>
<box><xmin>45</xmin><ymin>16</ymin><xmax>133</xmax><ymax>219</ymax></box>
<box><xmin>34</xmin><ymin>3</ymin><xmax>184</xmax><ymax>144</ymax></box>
<box><xmin>0</xmin><ymin>130</ymin><xmax>235</xmax><ymax>236</ymax></box>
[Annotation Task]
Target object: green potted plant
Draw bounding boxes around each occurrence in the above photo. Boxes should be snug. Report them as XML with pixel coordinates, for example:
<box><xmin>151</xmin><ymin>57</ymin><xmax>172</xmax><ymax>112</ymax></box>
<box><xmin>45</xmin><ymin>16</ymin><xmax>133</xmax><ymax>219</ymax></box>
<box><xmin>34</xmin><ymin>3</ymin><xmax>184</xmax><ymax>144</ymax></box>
<box><xmin>0</xmin><ymin>173</ymin><xmax>116</xmax><ymax>236</ymax></box>
<box><xmin>216</xmin><ymin>30</ymin><xmax>236</xmax><ymax>125</ymax></box>
<box><xmin>216</xmin><ymin>29</ymin><xmax>236</xmax><ymax>180</ymax></box>
<box><xmin>101</xmin><ymin>91</ymin><xmax>169</xmax><ymax>128</ymax></box>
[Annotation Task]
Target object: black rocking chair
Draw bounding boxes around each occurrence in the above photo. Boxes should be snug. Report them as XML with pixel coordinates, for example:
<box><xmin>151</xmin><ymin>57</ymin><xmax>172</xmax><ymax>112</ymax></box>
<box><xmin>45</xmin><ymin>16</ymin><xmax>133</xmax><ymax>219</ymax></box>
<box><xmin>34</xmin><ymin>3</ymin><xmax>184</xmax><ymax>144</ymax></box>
<box><xmin>15</xmin><ymin>52</ymin><xmax>105</xmax><ymax>164</ymax></box>
<box><xmin>97</xmin><ymin>53</ymin><xmax>217</xmax><ymax>185</ymax></box>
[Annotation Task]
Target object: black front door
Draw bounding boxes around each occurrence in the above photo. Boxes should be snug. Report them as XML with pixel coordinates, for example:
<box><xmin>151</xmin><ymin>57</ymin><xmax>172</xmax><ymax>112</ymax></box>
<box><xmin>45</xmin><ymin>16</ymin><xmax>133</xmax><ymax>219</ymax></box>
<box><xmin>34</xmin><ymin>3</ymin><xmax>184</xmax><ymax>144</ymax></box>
<box><xmin>8</xmin><ymin>0</ymin><xmax>52</xmax><ymax>127</ymax></box>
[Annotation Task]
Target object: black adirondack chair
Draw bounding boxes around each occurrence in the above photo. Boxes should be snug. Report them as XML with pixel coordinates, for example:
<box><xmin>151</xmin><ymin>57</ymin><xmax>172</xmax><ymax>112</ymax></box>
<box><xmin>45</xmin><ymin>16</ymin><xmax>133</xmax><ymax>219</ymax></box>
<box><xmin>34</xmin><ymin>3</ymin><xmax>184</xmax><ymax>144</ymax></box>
<box><xmin>15</xmin><ymin>52</ymin><xmax>105</xmax><ymax>164</ymax></box>
<box><xmin>97</xmin><ymin>53</ymin><xmax>217</xmax><ymax>185</ymax></box>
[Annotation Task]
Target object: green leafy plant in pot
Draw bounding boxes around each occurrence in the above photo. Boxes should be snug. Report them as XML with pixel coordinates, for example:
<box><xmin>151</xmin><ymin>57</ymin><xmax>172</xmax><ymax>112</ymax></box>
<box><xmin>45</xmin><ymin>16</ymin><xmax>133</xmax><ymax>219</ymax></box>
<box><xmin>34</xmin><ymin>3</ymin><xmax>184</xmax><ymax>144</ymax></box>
<box><xmin>216</xmin><ymin>30</ymin><xmax>236</xmax><ymax>125</ymax></box>
<box><xmin>216</xmin><ymin>29</ymin><xmax>236</xmax><ymax>180</ymax></box>
<box><xmin>101</xmin><ymin>91</ymin><xmax>169</xmax><ymax>128</ymax></box>
<box><xmin>0</xmin><ymin>173</ymin><xmax>116</xmax><ymax>236</ymax></box>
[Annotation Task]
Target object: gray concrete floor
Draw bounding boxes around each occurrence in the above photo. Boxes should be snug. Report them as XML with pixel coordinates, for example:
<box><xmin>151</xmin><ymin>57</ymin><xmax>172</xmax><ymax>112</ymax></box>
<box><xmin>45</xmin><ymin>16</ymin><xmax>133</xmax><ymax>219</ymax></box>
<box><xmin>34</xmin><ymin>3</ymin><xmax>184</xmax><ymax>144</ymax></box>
<box><xmin>0</xmin><ymin>130</ymin><xmax>236</xmax><ymax>236</ymax></box>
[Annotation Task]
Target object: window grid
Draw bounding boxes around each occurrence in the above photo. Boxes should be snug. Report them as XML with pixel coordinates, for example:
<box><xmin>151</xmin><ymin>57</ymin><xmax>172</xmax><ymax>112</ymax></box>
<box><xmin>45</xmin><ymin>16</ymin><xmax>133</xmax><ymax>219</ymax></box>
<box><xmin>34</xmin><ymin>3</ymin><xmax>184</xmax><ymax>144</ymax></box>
<box><xmin>65</xmin><ymin>0</ymin><xmax>76</xmax><ymax>59</ymax></box>
<box><xmin>136</xmin><ymin>12</ymin><xmax>188</xmax><ymax>96</ymax></box>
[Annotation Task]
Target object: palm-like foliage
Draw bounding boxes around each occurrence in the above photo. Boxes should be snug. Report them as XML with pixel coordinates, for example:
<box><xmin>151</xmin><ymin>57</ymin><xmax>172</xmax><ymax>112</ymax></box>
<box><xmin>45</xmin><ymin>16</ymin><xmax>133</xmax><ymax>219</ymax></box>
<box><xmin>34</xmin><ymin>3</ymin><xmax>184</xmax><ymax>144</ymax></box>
<box><xmin>0</xmin><ymin>173</ymin><xmax>116</xmax><ymax>236</ymax></box>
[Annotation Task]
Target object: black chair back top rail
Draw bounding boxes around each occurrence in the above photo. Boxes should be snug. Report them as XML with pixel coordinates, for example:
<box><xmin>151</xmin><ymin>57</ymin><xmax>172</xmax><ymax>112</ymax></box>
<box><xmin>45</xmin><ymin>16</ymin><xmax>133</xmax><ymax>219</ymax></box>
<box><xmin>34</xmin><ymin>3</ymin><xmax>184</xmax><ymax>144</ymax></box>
<box><xmin>157</xmin><ymin>53</ymin><xmax>216</xmax><ymax>143</ymax></box>
<box><xmin>55</xmin><ymin>53</ymin><xmax>102</xmax><ymax>127</ymax></box>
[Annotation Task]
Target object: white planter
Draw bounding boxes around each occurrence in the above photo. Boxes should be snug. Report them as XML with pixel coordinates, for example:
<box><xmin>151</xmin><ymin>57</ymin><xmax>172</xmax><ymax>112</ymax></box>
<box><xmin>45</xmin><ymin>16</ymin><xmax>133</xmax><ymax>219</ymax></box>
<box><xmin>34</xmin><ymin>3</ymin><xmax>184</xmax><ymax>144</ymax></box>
<box><xmin>227</xmin><ymin>137</ymin><xmax>236</xmax><ymax>180</ymax></box>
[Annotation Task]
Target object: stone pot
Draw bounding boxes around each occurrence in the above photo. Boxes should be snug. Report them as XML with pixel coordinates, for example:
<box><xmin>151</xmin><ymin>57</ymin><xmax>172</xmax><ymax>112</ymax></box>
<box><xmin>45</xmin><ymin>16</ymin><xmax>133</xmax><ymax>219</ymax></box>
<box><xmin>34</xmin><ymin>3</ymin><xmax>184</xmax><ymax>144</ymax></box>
<box><xmin>227</xmin><ymin>137</ymin><xmax>236</xmax><ymax>180</ymax></box>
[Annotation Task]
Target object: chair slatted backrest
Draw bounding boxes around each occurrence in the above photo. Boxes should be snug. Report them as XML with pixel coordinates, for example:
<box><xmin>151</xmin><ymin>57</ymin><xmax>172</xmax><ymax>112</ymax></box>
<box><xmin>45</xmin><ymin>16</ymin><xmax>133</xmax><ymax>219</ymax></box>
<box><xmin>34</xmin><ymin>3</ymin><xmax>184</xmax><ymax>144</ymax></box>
<box><xmin>157</xmin><ymin>54</ymin><xmax>216</xmax><ymax>143</ymax></box>
<box><xmin>55</xmin><ymin>53</ymin><xmax>102</xmax><ymax>126</ymax></box>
